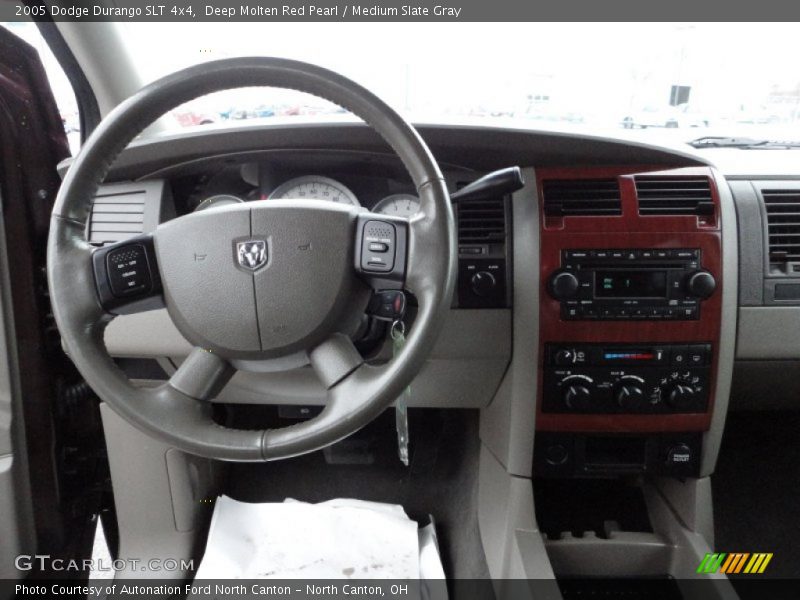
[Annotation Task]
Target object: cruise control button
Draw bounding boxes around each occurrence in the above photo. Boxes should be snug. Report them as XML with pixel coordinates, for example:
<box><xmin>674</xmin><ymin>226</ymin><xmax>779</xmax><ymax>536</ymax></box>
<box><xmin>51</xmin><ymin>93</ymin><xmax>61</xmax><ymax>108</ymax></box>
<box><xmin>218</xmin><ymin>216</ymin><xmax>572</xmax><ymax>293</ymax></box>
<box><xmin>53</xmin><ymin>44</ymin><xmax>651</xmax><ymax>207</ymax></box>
<box><xmin>106</xmin><ymin>244</ymin><xmax>151</xmax><ymax>297</ymax></box>
<box><xmin>368</xmin><ymin>242</ymin><xmax>389</xmax><ymax>253</ymax></box>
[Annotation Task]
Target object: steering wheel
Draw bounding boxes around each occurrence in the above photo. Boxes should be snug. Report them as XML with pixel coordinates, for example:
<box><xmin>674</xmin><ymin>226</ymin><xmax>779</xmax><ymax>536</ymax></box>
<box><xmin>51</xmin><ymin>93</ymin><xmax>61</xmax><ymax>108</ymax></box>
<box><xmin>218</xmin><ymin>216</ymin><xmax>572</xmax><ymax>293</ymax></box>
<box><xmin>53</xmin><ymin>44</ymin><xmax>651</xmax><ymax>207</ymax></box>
<box><xmin>47</xmin><ymin>58</ymin><xmax>456</xmax><ymax>461</ymax></box>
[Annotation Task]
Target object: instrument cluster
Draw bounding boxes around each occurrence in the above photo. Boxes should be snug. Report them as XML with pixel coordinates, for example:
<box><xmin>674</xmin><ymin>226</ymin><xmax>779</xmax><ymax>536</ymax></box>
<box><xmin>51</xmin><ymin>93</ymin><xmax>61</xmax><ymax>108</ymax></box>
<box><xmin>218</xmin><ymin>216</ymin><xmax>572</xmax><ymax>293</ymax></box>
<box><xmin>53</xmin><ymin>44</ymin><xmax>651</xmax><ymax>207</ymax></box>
<box><xmin>189</xmin><ymin>168</ymin><xmax>420</xmax><ymax>218</ymax></box>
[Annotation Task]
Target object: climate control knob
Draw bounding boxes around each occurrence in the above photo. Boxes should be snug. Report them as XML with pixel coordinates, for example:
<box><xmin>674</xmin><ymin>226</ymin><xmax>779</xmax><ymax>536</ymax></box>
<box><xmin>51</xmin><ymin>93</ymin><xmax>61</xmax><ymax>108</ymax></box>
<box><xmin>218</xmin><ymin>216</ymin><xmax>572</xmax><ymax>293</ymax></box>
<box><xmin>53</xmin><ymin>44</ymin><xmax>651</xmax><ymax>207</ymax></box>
<box><xmin>548</xmin><ymin>270</ymin><xmax>580</xmax><ymax>300</ymax></box>
<box><xmin>564</xmin><ymin>385</ymin><xmax>592</xmax><ymax>411</ymax></box>
<box><xmin>666</xmin><ymin>384</ymin><xmax>696</xmax><ymax>411</ymax></box>
<box><xmin>554</xmin><ymin>349</ymin><xmax>577</xmax><ymax>366</ymax></box>
<box><xmin>615</xmin><ymin>384</ymin><xmax>646</xmax><ymax>412</ymax></box>
<box><xmin>685</xmin><ymin>270</ymin><xmax>716</xmax><ymax>299</ymax></box>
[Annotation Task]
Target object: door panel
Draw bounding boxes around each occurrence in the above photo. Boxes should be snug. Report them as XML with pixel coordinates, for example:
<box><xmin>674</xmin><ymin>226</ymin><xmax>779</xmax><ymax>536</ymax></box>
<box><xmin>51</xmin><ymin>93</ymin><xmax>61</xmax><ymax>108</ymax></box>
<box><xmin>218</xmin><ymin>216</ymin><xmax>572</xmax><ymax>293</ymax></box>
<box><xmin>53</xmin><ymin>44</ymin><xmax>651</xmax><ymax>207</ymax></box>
<box><xmin>0</xmin><ymin>24</ymin><xmax>71</xmax><ymax>577</ymax></box>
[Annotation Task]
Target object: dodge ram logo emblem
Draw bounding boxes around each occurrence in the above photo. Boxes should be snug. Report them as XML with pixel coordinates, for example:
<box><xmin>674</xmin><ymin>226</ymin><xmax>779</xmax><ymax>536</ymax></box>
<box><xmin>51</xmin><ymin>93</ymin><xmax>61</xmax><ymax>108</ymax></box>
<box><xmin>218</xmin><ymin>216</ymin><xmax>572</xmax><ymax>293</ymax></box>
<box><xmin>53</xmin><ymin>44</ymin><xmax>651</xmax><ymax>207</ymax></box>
<box><xmin>236</xmin><ymin>240</ymin><xmax>268</xmax><ymax>271</ymax></box>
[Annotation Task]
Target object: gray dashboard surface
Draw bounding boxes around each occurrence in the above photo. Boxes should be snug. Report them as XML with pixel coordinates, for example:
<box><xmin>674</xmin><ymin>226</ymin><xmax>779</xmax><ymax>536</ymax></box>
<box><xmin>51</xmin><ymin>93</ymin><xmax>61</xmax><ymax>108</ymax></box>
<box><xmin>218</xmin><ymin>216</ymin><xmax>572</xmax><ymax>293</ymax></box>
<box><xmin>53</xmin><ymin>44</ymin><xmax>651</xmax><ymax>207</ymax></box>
<box><xmin>106</xmin><ymin>307</ymin><xmax>511</xmax><ymax>408</ymax></box>
<box><xmin>59</xmin><ymin>121</ymin><xmax>709</xmax><ymax>181</ymax></box>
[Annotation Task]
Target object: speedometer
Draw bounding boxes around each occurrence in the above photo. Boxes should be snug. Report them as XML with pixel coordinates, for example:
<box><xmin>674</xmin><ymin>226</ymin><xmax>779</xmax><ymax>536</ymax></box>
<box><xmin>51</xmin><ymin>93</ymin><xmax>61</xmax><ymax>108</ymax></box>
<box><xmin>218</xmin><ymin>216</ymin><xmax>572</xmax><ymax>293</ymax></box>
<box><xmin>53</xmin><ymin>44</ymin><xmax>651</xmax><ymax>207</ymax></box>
<box><xmin>372</xmin><ymin>193</ymin><xmax>420</xmax><ymax>218</ymax></box>
<box><xmin>269</xmin><ymin>176</ymin><xmax>359</xmax><ymax>206</ymax></box>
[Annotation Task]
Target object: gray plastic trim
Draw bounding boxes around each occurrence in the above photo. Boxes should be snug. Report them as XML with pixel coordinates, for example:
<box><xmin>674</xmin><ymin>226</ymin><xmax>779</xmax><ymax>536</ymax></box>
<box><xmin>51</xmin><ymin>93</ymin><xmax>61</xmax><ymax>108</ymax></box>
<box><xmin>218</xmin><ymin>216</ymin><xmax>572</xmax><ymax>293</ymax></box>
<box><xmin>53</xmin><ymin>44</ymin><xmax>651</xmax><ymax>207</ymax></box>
<box><xmin>477</xmin><ymin>446</ymin><xmax>558</xmax><ymax>586</ymax></box>
<box><xmin>737</xmin><ymin>307</ymin><xmax>800</xmax><ymax>359</ymax></box>
<box><xmin>700</xmin><ymin>169</ymin><xmax>738</xmax><ymax>477</ymax></box>
<box><xmin>479</xmin><ymin>167</ymin><xmax>540</xmax><ymax>477</ymax></box>
<box><xmin>101</xmin><ymin>404</ymin><xmax>219</xmax><ymax>577</ymax></box>
<box><xmin>541</xmin><ymin>480</ymin><xmax>736</xmax><ymax>596</ymax></box>
<box><xmin>728</xmin><ymin>180</ymin><xmax>763</xmax><ymax>306</ymax></box>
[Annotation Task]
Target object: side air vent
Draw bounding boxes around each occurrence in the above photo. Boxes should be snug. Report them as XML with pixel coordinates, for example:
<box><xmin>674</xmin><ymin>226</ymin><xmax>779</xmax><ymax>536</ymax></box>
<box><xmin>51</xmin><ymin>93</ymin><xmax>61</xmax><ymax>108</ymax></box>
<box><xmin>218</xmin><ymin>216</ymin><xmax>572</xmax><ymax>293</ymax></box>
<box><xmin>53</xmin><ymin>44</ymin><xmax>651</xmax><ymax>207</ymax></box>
<box><xmin>457</xmin><ymin>197</ymin><xmax>507</xmax><ymax>243</ymax></box>
<box><xmin>762</xmin><ymin>189</ymin><xmax>800</xmax><ymax>263</ymax></box>
<box><xmin>88</xmin><ymin>189</ymin><xmax>146</xmax><ymax>244</ymax></box>
<box><xmin>542</xmin><ymin>179</ymin><xmax>621</xmax><ymax>216</ymax></box>
<box><xmin>636</xmin><ymin>176</ymin><xmax>715</xmax><ymax>216</ymax></box>
<box><xmin>87</xmin><ymin>180</ymin><xmax>165</xmax><ymax>245</ymax></box>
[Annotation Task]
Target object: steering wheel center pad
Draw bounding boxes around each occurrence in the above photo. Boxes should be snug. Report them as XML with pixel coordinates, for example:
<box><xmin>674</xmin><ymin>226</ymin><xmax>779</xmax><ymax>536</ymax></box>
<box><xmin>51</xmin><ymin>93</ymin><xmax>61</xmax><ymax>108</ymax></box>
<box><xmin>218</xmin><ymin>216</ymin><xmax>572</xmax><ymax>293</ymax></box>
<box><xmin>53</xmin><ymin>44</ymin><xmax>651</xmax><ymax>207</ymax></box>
<box><xmin>156</xmin><ymin>200</ymin><xmax>368</xmax><ymax>359</ymax></box>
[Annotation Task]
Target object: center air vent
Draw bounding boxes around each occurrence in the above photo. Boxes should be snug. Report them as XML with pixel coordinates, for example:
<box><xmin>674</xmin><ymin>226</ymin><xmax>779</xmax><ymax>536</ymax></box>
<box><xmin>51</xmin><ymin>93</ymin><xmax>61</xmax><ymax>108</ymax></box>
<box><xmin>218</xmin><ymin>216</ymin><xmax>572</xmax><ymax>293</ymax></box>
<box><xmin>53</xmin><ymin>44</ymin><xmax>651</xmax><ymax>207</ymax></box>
<box><xmin>457</xmin><ymin>197</ymin><xmax>507</xmax><ymax>244</ymax></box>
<box><xmin>636</xmin><ymin>177</ymin><xmax>714</xmax><ymax>216</ymax></box>
<box><xmin>762</xmin><ymin>189</ymin><xmax>800</xmax><ymax>263</ymax></box>
<box><xmin>542</xmin><ymin>179</ymin><xmax>621</xmax><ymax>216</ymax></box>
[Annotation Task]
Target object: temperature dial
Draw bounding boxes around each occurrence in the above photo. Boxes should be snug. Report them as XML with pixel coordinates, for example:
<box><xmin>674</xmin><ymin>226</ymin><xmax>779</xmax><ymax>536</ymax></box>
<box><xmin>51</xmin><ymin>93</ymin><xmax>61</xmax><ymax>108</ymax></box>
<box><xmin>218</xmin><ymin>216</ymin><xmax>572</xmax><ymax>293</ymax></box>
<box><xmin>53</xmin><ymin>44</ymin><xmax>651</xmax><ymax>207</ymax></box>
<box><xmin>560</xmin><ymin>375</ymin><xmax>594</xmax><ymax>411</ymax></box>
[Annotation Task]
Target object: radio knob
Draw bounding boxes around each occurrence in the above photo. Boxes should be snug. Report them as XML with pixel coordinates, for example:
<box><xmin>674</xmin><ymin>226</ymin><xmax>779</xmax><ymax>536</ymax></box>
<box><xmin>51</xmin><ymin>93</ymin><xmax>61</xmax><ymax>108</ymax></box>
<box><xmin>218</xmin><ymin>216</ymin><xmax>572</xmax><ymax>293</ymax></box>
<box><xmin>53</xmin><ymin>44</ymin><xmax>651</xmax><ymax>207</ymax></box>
<box><xmin>666</xmin><ymin>384</ymin><xmax>696</xmax><ymax>411</ymax></box>
<box><xmin>470</xmin><ymin>271</ymin><xmax>496</xmax><ymax>297</ymax></box>
<box><xmin>549</xmin><ymin>271</ymin><xmax>580</xmax><ymax>300</ymax></box>
<box><xmin>615</xmin><ymin>384</ymin><xmax>646</xmax><ymax>412</ymax></box>
<box><xmin>563</xmin><ymin>384</ymin><xmax>592</xmax><ymax>411</ymax></box>
<box><xmin>685</xmin><ymin>270</ymin><xmax>716</xmax><ymax>299</ymax></box>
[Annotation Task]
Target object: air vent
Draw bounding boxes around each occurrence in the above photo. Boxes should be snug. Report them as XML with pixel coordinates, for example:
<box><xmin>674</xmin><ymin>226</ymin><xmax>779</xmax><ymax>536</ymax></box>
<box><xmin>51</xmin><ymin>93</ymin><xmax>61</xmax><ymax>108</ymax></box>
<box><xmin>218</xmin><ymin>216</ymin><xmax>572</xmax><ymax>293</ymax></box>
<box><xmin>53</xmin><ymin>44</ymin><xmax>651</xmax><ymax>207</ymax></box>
<box><xmin>636</xmin><ymin>177</ymin><xmax>714</xmax><ymax>216</ymax></box>
<box><xmin>457</xmin><ymin>197</ymin><xmax>507</xmax><ymax>243</ymax></box>
<box><xmin>762</xmin><ymin>189</ymin><xmax>800</xmax><ymax>263</ymax></box>
<box><xmin>542</xmin><ymin>179</ymin><xmax>621</xmax><ymax>216</ymax></box>
<box><xmin>88</xmin><ymin>188</ymin><xmax>146</xmax><ymax>245</ymax></box>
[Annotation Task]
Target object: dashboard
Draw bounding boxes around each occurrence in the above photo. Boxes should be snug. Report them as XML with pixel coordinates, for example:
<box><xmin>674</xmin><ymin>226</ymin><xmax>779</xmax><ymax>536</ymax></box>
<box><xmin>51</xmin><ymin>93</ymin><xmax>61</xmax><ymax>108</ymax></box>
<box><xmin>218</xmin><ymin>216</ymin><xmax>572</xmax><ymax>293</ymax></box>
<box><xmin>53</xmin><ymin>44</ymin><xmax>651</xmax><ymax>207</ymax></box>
<box><xmin>67</xmin><ymin>121</ymin><xmax>800</xmax><ymax>480</ymax></box>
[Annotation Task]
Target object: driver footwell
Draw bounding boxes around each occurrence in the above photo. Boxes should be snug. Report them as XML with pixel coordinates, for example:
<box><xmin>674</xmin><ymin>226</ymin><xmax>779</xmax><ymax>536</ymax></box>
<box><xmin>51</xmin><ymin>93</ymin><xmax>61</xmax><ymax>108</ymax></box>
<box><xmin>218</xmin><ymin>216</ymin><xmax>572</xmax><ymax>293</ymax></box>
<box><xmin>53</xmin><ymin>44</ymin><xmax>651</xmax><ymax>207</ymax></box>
<box><xmin>220</xmin><ymin>408</ymin><xmax>491</xmax><ymax>582</ymax></box>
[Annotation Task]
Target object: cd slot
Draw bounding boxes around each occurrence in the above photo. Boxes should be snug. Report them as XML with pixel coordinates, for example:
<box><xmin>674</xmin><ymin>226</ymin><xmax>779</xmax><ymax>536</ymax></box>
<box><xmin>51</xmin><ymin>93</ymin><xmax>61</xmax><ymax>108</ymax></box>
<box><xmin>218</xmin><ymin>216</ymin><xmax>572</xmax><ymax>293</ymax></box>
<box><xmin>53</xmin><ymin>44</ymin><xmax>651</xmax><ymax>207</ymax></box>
<box><xmin>582</xmin><ymin>262</ymin><xmax>683</xmax><ymax>270</ymax></box>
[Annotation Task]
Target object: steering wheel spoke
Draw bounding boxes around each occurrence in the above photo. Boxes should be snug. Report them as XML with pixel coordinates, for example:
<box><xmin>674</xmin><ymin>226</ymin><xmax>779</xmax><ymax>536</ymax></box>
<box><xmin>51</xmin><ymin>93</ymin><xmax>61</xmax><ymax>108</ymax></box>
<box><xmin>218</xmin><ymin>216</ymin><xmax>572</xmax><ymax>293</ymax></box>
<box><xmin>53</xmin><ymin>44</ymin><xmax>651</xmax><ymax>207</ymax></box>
<box><xmin>309</xmin><ymin>333</ymin><xmax>364</xmax><ymax>389</ymax></box>
<box><xmin>91</xmin><ymin>233</ymin><xmax>164</xmax><ymax>314</ymax></box>
<box><xmin>168</xmin><ymin>347</ymin><xmax>235</xmax><ymax>401</ymax></box>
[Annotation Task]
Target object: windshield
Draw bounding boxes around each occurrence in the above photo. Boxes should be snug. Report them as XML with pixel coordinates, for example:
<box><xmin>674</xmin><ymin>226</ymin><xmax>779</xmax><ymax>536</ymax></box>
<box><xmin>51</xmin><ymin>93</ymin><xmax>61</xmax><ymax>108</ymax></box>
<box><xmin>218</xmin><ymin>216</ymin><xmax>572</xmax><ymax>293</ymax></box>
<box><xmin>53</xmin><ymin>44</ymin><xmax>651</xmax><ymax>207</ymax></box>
<box><xmin>119</xmin><ymin>22</ymin><xmax>800</xmax><ymax>144</ymax></box>
<box><xmin>18</xmin><ymin>21</ymin><xmax>800</xmax><ymax>146</ymax></box>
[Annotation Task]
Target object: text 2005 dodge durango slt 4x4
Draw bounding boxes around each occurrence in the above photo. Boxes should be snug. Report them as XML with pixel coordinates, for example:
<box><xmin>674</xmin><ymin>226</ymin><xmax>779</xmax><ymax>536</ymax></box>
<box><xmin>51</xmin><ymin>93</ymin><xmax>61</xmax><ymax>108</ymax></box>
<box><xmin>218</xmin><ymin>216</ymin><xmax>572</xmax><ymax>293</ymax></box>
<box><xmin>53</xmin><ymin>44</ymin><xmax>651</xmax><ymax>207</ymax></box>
<box><xmin>1</xmin><ymin>16</ymin><xmax>799</xmax><ymax>600</ymax></box>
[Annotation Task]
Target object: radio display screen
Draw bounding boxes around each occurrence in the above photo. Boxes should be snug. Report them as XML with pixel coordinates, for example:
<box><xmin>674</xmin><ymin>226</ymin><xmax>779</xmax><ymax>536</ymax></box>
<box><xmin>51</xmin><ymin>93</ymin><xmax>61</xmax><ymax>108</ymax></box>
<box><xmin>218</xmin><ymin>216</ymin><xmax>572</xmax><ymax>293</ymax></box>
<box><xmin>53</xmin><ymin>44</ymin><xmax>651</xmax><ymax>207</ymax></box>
<box><xmin>595</xmin><ymin>270</ymin><xmax>667</xmax><ymax>298</ymax></box>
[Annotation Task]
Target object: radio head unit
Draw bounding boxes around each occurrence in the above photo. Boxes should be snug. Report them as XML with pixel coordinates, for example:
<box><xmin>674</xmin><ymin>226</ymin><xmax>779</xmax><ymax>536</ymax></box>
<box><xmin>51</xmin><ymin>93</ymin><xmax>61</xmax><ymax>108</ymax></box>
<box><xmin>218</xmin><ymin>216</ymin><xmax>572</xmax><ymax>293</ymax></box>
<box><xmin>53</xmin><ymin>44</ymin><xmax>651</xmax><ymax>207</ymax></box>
<box><xmin>548</xmin><ymin>248</ymin><xmax>716</xmax><ymax>321</ymax></box>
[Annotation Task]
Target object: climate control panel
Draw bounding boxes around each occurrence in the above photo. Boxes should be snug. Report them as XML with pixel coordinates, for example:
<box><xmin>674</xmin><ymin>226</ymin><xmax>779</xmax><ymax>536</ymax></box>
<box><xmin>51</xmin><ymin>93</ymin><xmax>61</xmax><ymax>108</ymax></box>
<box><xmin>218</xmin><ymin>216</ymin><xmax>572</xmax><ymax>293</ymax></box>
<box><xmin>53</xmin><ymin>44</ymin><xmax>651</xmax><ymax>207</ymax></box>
<box><xmin>542</xmin><ymin>343</ymin><xmax>711</xmax><ymax>415</ymax></box>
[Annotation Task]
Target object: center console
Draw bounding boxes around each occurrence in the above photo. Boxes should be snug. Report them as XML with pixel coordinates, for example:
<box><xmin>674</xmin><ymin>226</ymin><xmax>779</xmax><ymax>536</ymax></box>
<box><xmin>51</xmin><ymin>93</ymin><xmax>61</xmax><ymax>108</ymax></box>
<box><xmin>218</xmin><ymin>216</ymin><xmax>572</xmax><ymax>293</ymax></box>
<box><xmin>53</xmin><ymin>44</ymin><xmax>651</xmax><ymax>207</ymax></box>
<box><xmin>534</xmin><ymin>166</ymin><xmax>723</xmax><ymax>478</ymax></box>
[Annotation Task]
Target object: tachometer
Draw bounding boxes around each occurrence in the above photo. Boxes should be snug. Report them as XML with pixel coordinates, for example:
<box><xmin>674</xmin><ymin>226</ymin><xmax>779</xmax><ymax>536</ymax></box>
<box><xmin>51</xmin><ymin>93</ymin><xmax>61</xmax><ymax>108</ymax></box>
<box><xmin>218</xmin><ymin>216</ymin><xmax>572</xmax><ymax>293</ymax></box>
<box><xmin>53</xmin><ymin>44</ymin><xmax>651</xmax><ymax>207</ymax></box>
<box><xmin>372</xmin><ymin>193</ymin><xmax>420</xmax><ymax>218</ymax></box>
<box><xmin>194</xmin><ymin>194</ymin><xmax>244</xmax><ymax>211</ymax></box>
<box><xmin>269</xmin><ymin>176</ymin><xmax>359</xmax><ymax>206</ymax></box>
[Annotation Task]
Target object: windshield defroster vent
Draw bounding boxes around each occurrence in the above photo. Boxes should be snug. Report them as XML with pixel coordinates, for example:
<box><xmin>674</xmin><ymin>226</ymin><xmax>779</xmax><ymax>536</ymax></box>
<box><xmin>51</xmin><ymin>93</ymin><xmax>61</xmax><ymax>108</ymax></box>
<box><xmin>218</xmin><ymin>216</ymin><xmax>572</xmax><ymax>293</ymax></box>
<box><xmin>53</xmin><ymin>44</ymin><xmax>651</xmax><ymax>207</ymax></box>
<box><xmin>762</xmin><ymin>189</ymin><xmax>800</xmax><ymax>263</ymax></box>
<box><xmin>456</xmin><ymin>197</ymin><xmax>507</xmax><ymax>244</ymax></box>
<box><xmin>542</xmin><ymin>179</ymin><xmax>621</xmax><ymax>216</ymax></box>
<box><xmin>636</xmin><ymin>176</ymin><xmax>714</xmax><ymax>216</ymax></box>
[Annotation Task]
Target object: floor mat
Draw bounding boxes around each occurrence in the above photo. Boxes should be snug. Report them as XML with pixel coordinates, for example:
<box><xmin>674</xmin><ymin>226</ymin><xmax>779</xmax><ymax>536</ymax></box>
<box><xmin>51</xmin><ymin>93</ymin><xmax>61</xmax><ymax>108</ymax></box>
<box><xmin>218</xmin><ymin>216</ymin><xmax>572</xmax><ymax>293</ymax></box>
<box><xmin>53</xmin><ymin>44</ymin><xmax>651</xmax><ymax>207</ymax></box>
<box><xmin>222</xmin><ymin>408</ymin><xmax>492</xmax><ymax>583</ymax></box>
<box><xmin>712</xmin><ymin>411</ymin><xmax>800</xmax><ymax>579</ymax></box>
